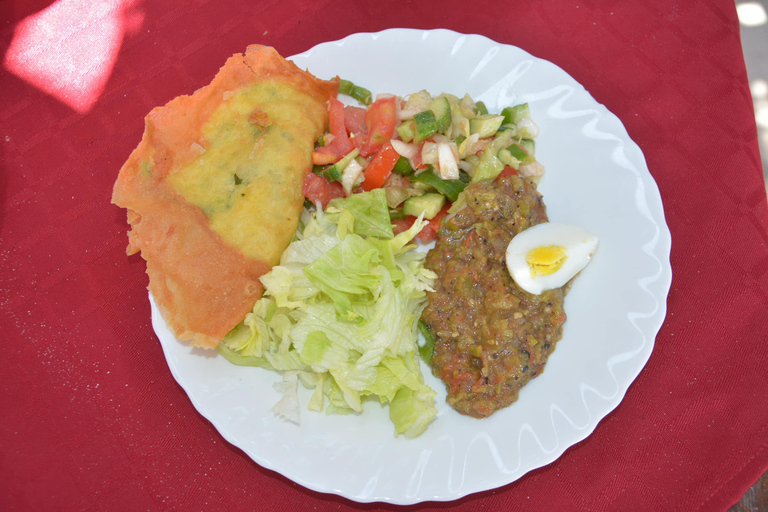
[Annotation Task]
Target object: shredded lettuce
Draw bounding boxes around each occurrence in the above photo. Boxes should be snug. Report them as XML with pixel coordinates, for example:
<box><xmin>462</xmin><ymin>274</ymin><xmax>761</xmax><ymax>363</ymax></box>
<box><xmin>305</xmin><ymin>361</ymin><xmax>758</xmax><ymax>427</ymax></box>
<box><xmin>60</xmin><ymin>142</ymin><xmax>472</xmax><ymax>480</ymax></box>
<box><xmin>218</xmin><ymin>190</ymin><xmax>438</xmax><ymax>438</ymax></box>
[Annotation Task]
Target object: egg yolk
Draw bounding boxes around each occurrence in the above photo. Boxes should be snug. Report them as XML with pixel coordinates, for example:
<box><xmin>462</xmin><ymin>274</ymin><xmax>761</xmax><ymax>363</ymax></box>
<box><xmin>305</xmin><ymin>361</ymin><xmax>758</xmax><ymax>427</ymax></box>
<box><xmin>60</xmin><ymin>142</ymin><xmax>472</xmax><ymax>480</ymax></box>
<box><xmin>526</xmin><ymin>245</ymin><xmax>568</xmax><ymax>277</ymax></box>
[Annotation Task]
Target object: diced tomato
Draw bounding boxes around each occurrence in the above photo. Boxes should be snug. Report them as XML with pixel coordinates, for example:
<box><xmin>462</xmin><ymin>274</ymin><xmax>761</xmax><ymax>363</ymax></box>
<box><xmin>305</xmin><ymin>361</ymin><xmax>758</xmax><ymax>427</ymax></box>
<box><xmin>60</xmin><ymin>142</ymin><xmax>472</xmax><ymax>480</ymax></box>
<box><xmin>416</xmin><ymin>225</ymin><xmax>438</xmax><ymax>243</ymax></box>
<box><xmin>359</xmin><ymin>96</ymin><xmax>397</xmax><ymax>157</ymax></box>
<box><xmin>427</xmin><ymin>204</ymin><xmax>450</xmax><ymax>232</ymax></box>
<box><xmin>391</xmin><ymin>217</ymin><xmax>415</xmax><ymax>235</ymax></box>
<box><xmin>416</xmin><ymin>204</ymin><xmax>451</xmax><ymax>242</ymax></box>
<box><xmin>328</xmin><ymin>97</ymin><xmax>349</xmax><ymax>141</ymax></box>
<box><xmin>343</xmin><ymin>106</ymin><xmax>367</xmax><ymax>135</ymax></box>
<box><xmin>303</xmin><ymin>170</ymin><xmax>345</xmax><ymax>208</ymax></box>
<box><xmin>495</xmin><ymin>166</ymin><xmax>518</xmax><ymax>181</ymax></box>
<box><xmin>312</xmin><ymin>143</ymin><xmax>340</xmax><ymax>165</ymax></box>
<box><xmin>360</xmin><ymin>142</ymin><xmax>400</xmax><ymax>191</ymax></box>
<box><xmin>312</xmin><ymin>97</ymin><xmax>355</xmax><ymax>165</ymax></box>
<box><xmin>389</xmin><ymin>203</ymin><xmax>451</xmax><ymax>243</ymax></box>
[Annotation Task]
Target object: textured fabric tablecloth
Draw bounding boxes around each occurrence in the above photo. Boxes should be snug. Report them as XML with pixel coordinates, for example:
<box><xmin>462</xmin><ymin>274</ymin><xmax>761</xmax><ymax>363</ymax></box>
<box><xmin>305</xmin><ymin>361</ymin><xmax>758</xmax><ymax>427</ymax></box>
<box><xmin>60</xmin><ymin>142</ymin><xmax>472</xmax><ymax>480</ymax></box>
<box><xmin>2</xmin><ymin>0</ymin><xmax>767</xmax><ymax>510</ymax></box>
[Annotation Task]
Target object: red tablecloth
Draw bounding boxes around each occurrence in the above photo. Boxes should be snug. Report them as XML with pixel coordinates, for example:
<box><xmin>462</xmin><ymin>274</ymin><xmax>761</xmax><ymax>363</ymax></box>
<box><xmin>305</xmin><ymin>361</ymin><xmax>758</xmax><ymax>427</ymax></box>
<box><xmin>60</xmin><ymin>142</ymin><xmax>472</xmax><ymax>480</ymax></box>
<box><xmin>2</xmin><ymin>0</ymin><xmax>767</xmax><ymax>510</ymax></box>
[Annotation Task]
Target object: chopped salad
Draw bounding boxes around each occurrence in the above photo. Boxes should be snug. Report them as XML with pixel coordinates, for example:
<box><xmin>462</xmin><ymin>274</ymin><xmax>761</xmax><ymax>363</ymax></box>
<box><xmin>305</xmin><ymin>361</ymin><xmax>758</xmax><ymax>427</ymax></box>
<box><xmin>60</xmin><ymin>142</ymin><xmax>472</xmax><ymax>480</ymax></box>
<box><xmin>303</xmin><ymin>81</ymin><xmax>544</xmax><ymax>243</ymax></box>
<box><xmin>219</xmin><ymin>81</ymin><xmax>543</xmax><ymax>438</ymax></box>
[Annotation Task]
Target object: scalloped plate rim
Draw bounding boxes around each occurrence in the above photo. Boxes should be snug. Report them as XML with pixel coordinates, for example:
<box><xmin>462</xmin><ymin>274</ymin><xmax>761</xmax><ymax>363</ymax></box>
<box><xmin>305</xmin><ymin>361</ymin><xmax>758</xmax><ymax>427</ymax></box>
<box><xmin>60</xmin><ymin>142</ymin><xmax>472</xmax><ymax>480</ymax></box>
<box><xmin>151</xmin><ymin>28</ymin><xmax>672</xmax><ymax>505</ymax></box>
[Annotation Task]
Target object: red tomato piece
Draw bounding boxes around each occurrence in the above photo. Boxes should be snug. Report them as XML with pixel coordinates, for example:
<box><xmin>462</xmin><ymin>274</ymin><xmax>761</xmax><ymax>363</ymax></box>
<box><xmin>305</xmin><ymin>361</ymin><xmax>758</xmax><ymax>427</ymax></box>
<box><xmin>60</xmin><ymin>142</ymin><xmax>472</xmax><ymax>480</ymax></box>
<box><xmin>327</xmin><ymin>97</ymin><xmax>348</xmax><ymax>139</ymax></box>
<box><xmin>361</xmin><ymin>142</ymin><xmax>400</xmax><ymax>191</ymax></box>
<box><xmin>312</xmin><ymin>146</ymin><xmax>340</xmax><ymax>165</ymax></box>
<box><xmin>343</xmin><ymin>106</ymin><xmax>367</xmax><ymax>135</ymax></box>
<box><xmin>312</xmin><ymin>97</ymin><xmax>355</xmax><ymax>164</ymax></box>
<box><xmin>427</xmin><ymin>204</ymin><xmax>451</xmax><ymax>233</ymax></box>
<box><xmin>415</xmin><ymin>224</ymin><xmax>437</xmax><ymax>243</ymax></box>
<box><xmin>391</xmin><ymin>217</ymin><xmax>415</xmax><ymax>235</ymax></box>
<box><xmin>390</xmin><ymin>211</ymin><xmax>446</xmax><ymax>243</ymax></box>
<box><xmin>303</xmin><ymin>171</ymin><xmax>345</xmax><ymax>208</ymax></box>
<box><xmin>359</xmin><ymin>96</ymin><xmax>397</xmax><ymax>157</ymax></box>
<box><xmin>415</xmin><ymin>204</ymin><xmax>452</xmax><ymax>242</ymax></box>
<box><xmin>496</xmin><ymin>166</ymin><xmax>518</xmax><ymax>181</ymax></box>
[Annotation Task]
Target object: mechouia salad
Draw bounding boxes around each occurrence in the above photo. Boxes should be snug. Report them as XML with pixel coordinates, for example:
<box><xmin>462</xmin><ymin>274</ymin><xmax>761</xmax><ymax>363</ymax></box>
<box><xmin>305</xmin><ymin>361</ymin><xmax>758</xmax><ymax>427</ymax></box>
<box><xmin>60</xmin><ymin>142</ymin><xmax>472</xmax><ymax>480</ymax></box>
<box><xmin>218</xmin><ymin>82</ymin><xmax>550</xmax><ymax>438</ymax></box>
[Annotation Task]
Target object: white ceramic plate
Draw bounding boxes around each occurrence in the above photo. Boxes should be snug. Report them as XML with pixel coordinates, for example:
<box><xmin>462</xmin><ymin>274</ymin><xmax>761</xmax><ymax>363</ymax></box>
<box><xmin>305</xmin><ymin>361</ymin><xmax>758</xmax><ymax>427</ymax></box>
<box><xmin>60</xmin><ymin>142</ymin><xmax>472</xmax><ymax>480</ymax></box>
<box><xmin>152</xmin><ymin>29</ymin><xmax>672</xmax><ymax>504</ymax></box>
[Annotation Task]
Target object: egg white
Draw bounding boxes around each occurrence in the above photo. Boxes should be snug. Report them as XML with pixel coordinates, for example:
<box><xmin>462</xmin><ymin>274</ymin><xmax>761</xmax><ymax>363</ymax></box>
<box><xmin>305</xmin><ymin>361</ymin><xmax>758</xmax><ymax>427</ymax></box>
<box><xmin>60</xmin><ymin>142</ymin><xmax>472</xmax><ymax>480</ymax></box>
<box><xmin>505</xmin><ymin>223</ymin><xmax>598</xmax><ymax>295</ymax></box>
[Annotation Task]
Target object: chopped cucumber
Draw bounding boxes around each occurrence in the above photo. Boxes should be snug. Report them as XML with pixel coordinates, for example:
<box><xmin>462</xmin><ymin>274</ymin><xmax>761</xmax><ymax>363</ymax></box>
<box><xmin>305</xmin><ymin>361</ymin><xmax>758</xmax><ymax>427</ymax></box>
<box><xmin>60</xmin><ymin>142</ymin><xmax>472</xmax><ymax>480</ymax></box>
<box><xmin>496</xmin><ymin>123</ymin><xmax>517</xmax><ymax>136</ymax></box>
<box><xmin>324</xmin><ymin>166</ymin><xmax>342</xmax><ymax>182</ymax></box>
<box><xmin>413</xmin><ymin>110</ymin><xmax>437</xmax><ymax>143</ymax></box>
<box><xmin>403</xmin><ymin>193</ymin><xmax>446</xmax><ymax>220</ymax></box>
<box><xmin>471</xmin><ymin>131</ymin><xmax>516</xmax><ymax>183</ymax></box>
<box><xmin>323</xmin><ymin>148</ymin><xmax>359</xmax><ymax>183</ymax></box>
<box><xmin>410</xmin><ymin>168</ymin><xmax>467</xmax><ymax>202</ymax></box>
<box><xmin>475</xmin><ymin>101</ymin><xmax>489</xmax><ymax>116</ymax></box>
<box><xmin>429</xmin><ymin>96</ymin><xmax>452</xmax><ymax>134</ymax></box>
<box><xmin>396</xmin><ymin>120</ymin><xmax>416</xmax><ymax>143</ymax></box>
<box><xmin>469</xmin><ymin>114</ymin><xmax>504</xmax><ymax>138</ymax></box>
<box><xmin>472</xmin><ymin>150</ymin><xmax>505</xmax><ymax>183</ymax></box>
<box><xmin>504</xmin><ymin>103</ymin><xmax>530</xmax><ymax>124</ymax></box>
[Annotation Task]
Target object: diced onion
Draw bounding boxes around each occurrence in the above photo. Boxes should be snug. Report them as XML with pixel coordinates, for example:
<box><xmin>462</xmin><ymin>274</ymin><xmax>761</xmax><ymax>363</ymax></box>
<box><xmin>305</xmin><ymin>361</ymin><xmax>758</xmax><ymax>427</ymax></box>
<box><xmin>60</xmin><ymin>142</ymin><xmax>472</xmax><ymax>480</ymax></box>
<box><xmin>403</xmin><ymin>90</ymin><xmax>433</xmax><ymax>113</ymax></box>
<box><xmin>398</xmin><ymin>108</ymin><xmax>418</xmax><ymax>121</ymax></box>
<box><xmin>437</xmin><ymin>142</ymin><xmax>459</xmax><ymax>180</ymax></box>
<box><xmin>341</xmin><ymin>159</ymin><xmax>364</xmax><ymax>195</ymax></box>
<box><xmin>458</xmin><ymin>159</ymin><xmax>475</xmax><ymax>174</ymax></box>
<box><xmin>459</xmin><ymin>133</ymin><xmax>480</xmax><ymax>157</ymax></box>
<box><xmin>517</xmin><ymin>117</ymin><xmax>540</xmax><ymax>138</ymax></box>
<box><xmin>421</xmin><ymin>142</ymin><xmax>438</xmax><ymax>166</ymax></box>
<box><xmin>459</xmin><ymin>118</ymin><xmax>471</xmax><ymax>138</ymax></box>
<box><xmin>390</xmin><ymin>139</ymin><xmax>418</xmax><ymax>159</ymax></box>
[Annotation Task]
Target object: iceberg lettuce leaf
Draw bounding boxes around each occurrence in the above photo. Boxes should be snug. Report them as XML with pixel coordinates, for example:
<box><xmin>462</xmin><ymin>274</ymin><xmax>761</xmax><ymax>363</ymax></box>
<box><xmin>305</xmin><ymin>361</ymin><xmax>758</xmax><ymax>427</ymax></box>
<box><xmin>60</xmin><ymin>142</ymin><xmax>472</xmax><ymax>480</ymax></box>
<box><xmin>303</xmin><ymin>233</ymin><xmax>383</xmax><ymax>321</ymax></box>
<box><xmin>328</xmin><ymin>188</ymin><xmax>394</xmax><ymax>239</ymax></box>
<box><xmin>218</xmin><ymin>191</ymin><xmax>438</xmax><ymax>437</ymax></box>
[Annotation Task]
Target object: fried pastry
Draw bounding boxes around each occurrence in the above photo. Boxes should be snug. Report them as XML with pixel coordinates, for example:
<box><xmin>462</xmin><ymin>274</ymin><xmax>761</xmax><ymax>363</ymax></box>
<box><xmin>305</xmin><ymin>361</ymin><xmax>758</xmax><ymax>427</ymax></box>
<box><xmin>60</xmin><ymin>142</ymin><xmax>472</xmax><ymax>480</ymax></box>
<box><xmin>112</xmin><ymin>45</ymin><xmax>337</xmax><ymax>348</ymax></box>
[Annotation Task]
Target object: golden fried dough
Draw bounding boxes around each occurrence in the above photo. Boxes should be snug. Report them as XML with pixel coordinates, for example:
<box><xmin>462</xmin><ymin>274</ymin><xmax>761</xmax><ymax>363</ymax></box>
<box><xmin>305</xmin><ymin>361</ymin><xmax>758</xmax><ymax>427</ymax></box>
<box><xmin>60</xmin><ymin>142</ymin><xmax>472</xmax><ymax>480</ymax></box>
<box><xmin>112</xmin><ymin>45</ymin><xmax>338</xmax><ymax>348</ymax></box>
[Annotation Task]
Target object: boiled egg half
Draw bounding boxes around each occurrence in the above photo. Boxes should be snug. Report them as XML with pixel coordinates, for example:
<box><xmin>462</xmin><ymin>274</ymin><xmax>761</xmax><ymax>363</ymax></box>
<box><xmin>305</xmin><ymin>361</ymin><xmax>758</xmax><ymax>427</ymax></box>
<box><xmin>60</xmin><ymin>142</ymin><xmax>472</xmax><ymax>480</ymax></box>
<box><xmin>505</xmin><ymin>223</ymin><xmax>598</xmax><ymax>295</ymax></box>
